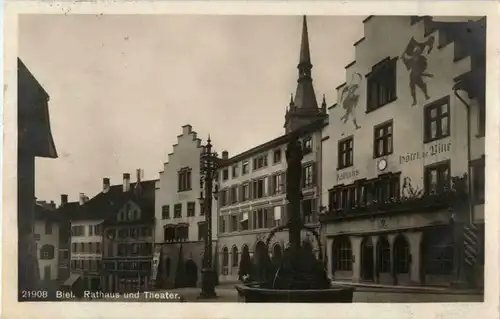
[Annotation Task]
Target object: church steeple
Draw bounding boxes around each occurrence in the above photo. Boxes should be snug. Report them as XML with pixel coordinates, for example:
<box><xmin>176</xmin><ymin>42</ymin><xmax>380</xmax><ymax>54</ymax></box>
<box><xmin>284</xmin><ymin>15</ymin><xmax>323</xmax><ymax>133</ymax></box>
<box><xmin>294</xmin><ymin>15</ymin><xmax>318</xmax><ymax>110</ymax></box>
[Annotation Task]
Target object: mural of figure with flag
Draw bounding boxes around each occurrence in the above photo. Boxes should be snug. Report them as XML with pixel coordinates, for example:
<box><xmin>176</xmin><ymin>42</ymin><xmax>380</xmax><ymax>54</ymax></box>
<box><xmin>401</xmin><ymin>36</ymin><xmax>436</xmax><ymax>106</ymax></box>
<box><xmin>339</xmin><ymin>72</ymin><xmax>362</xmax><ymax>129</ymax></box>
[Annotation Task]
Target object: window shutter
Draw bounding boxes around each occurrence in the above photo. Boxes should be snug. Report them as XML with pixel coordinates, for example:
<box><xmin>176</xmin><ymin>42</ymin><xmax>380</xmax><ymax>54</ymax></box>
<box><xmin>268</xmin><ymin>175</ymin><xmax>274</xmax><ymax>196</ymax></box>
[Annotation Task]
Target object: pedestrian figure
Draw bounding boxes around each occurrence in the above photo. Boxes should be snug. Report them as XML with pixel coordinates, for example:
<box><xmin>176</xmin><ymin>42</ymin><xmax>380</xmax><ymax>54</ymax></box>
<box><xmin>401</xmin><ymin>36</ymin><xmax>435</xmax><ymax>106</ymax></box>
<box><xmin>339</xmin><ymin>73</ymin><xmax>362</xmax><ymax>129</ymax></box>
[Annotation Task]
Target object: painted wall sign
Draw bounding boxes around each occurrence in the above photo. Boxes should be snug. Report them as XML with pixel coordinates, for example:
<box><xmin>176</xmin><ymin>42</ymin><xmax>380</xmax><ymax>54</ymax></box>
<box><xmin>337</xmin><ymin>169</ymin><xmax>359</xmax><ymax>182</ymax></box>
<box><xmin>401</xmin><ymin>36</ymin><xmax>436</xmax><ymax>106</ymax></box>
<box><xmin>339</xmin><ymin>73</ymin><xmax>362</xmax><ymax>130</ymax></box>
<box><xmin>399</xmin><ymin>141</ymin><xmax>452</xmax><ymax>164</ymax></box>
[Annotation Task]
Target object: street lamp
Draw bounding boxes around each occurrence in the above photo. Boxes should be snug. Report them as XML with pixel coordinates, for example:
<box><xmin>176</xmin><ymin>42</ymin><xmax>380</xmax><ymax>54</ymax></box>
<box><xmin>198</xmin><ymin>136</ymin><xmax>220</xmax><ymax>299</ymax></box>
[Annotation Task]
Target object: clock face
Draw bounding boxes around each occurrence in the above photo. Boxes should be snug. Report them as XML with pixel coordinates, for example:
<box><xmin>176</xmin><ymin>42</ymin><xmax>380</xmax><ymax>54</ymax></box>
<box><xmin>378</xmin><ymin>159</ymin><xmax>387</xmax><ymax>171</ymax></box>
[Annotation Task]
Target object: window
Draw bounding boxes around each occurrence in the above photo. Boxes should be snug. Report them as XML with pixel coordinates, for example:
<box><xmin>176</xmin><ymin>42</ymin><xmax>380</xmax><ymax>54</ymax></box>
<box><xmin>187</xmin><ymin>202</ymin><xmax>195</xmax><ymax>217</ymax></box>
<box><xmin>374</xmin><ymin>121</ymin><xmax>393</xmax><ymax>158</ymax></box>
<box><xmin>94</xmin><ymin>224</ymin><xmax>102</xmax><ymax>236</ymax></box>
<box><xmin>302</xmin><ymin>198</ymin><xmax>313</xmax><ymax>217</ymax></box>
<box><xmin>40</xmin><ymin>245</ymin><xmax>55</xmax><ymax>260</ymax></box>
<box><xmin>303</xmin><ymin>137</ymin><xmax>313</xmax><ymax>155</ymax></box>
<box><xmin>174</xmin><ymin>203</ymin><xmax>182</xmax><ymax>218</ymax></box>
<box><xmin>251</xmin><ymin>178</ymin><xmax>265</xmax><ymax>199</ymax></box>
<box><xmin>96</xmin><ymin>242</ymin><xmax>101</xmax><ymax>254</ymax></box>
<box><xmin>79</xmin><ymin>243</ymin><xmax>84</xmax><ymax>253</ymax></box>
<box><xmin>177</xmin><ymin>168</ymin><xmax>192</xmax><ymax>192</ymax></box>
<box><xmin>89</xmin><ymin>242</ymin><xmax>93</xmax><ymax>253</ymax></box>
<box><xmin>232</xmin><ymin>246</ymin><xmax>239</xmax><ymax>267</ymax></box>
<box><xmin>271</xmin><ymin>173</ymin><xmax>283</xmax><ymax>195</ymax></box>
<box><xmin>174</xmin><ymin>225</ymin><xmax>189</xmax><ymax>242</ymax></box>
<box><xmin>252</xmin><ymin>154</ymin><xmax>268</xmax><ymax>170</ymax></box>
<box><xmin>273</xmin><ymin>206</ymin><xmax>283</xmax><ymax>227</ymax></box>
<box><xmin>472</xmin><ymin>157</ymin><xmax>485</xmax><ymax>204</ymax></box>
<box><xmin>273</xmin><ymin>149</ymin><xmax>282</xmax><ymax>164</ymax></box>
<box><xmin>72</xmin><ymin>243</ymin><xmax>77</xmax><ymax>253</ymax></box>
<box><xmin>240</xmin><ymin>212</ymin><xmax>249</xmax><ymax>231</ymax></box>
<box><xmin>252</xmin><ymin>209</ymin><xmax>266</xmax><ymax>229</ymax></box>
<box><xmin>164</xmin><ymin>226</ymin><xmax>175</xmax><ymax>242</ymax></box>
<box><xmin>162</xmin><ymin>205</ymin><xmax>170</xmax><ymax>219</ymax></box>
<box><xmin>130</xmin><ymin>227</ymin><xmax>138</xmax><ymax>239</ymax></box>
<box><xmin>107</xmin><ymin>242</ymin><xmax>114</xmax><ymax>257</ymax></box>
<box><xmin>71</xmin><ymin>225</ymin><xmax>85</xmax><ymax>236</ymax></box>
<box><xmin>222</xmin><ymin>168</ymin><xmax>229</xmax><ymax>181</ymax></box>
<box><xmin>230</xmin><ymin>186</ymin><xmax>238</xmax><ymax>204</ymax></box>
<box><xmin>232</xmin><ymin>164</ymin><xmax>238</xmax><ymax>178</ymax></box>
<box><xmin>219</xmin><ymin>216</ymin><xmax>226</xmax><ymax>233</ymax></box>
<box><xmin>45</xmin><ymin>222</ymin><xmax>52</xmax><ymax>235</ymax></box>
<box><xmin>198</xmin><ymin>222</ymin><xmax>207</xmax><ymax>241</ymax></box>
<box><xmin>242</xmin><ymin>161</ymin><xmax>249</xmax><ymax>175</ymax></box>
<box><xmin>338</xmin><ymin>137</ymin><xmax>354</xmax><ymax>169</ymax></box>
<box><xmin>241</xmin><ymin>183</ymin><xmax>250</xmax><ymax>201</ymax></box>
<box><xmin>220</xmin><ymin>190</ymin><xmax>228</xmax><ymax>206</ymax></box>
<box><xmin>222</xmin><ymin>247</ymin><xmax>229</xmax><ymax>274</ymax></box>
<box><xmin>333</xmin><ymin>236</ymin><xmax>352</xmax><ymax>271</ymax></box>
<box><xmin>302</xmin><ymin>164</ymin><xmax>314</xmax><ymax>188</ymax></box>
<box><xmin>231</xmin><ymin>215</ymin><xmax>238</xmax><ymax>232</ymax></box>
<box><xmin>366</xmin><ymin>58</ymin><xmax>397</xmax><ymax>112</ymax></box>
<box><xmin>424</xmin><ymin>97</ymin><xmax>450</xmax><ymax>142</ymax></box>
<box><xmin>141</xmin><ymin>226</ymin><xmax>152</xmax><ymax>237</ymax></box>
<box><xmin>424</xmin><ymin>161</ymin><xmax>450</xmax><ymax>195</ymax></box>
<box><xmin>89</xmin><ymin>225</ymin><xmax>93</xmax><ymax>236</ymax></box>
<box><xmin>118</xmin><ymin>228</ymin><xmax>128</xmax><ymax>238</ymax></box>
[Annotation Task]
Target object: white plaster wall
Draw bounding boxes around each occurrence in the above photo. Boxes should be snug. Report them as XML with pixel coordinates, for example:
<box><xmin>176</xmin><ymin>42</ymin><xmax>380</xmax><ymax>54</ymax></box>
<box><xmin>322</xmin><ymin>16</ymin><xmax>484</xmax><ymax>219</ymax></box>
<box><xmin>155</xmin><ymin>125</ymin><xmax>217</xmax><ymax>243</ymax></box>
<box><xmin>71</xmin><ymin>219</ymin><xmax>104</xmax><ymax>259</ymax></box>
<box><xmin>34</xmin><ymin>220</ymin><xmax>59</xmax><ymax>280</ymax></box>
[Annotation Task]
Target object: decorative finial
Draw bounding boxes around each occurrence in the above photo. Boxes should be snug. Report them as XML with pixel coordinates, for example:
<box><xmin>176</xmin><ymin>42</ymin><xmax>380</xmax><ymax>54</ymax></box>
<box><xmin>289</xmin><ymin>94</ymin><xmax>295</xmax><ymax>107</ymax></box>
<box><xmin>321</xmin><ymin>94</ymin><xmax>327</xmax><ymax>110</ymax></box>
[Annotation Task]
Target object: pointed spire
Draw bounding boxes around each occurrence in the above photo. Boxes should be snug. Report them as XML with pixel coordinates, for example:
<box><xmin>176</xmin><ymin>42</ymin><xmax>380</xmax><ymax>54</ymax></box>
<box><xmin>299</xmin><ymin>15</ymin><xmax>311</xmax><ymax>66</ymax></box>
<box><xmin>321</xmin><ymin>94</ymin><xmax>327</xmax><ymax>107</ymax></box>
<box><xmin>289</xmin><ymin>93</ymin><xmax>295</xmax><ymax>106</ymax></box>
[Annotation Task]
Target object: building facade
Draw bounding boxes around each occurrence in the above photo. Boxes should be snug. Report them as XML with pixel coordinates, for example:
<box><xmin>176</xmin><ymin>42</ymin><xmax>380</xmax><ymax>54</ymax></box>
<box><xmin>34</xmin><ymin>201</ymin><xmax>60</xmax><ymax>286</ymax></box>
<box><xmin>217</xmin><ymin>16</ymin><xmax>328</xmax><ymax>283</ymax></box>
<box><xmin>320</xmin><ymin>16</ymin><xmax>486</xmax><ymax>287</ymax></box>
<box><xmin>154</xmin><ymin>125</ymin><xmax>217</xmax><ymax>288</ymax></box>
<box><xmin>101</xmin><ymin>173</ymin><xmax>156</xmax><ymax>293</ymax></box>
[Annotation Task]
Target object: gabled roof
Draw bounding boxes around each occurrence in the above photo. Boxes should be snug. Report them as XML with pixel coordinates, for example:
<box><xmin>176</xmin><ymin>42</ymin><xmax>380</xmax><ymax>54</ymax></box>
<box><xmin>35</xmin><ymin>203</ymin><xmax>61</xmax><ymax>222</ymax></box>
<box><xmin>62</xmin><ymin>179</ymin><xmax>156</xmax><ymax>222</ymax></box>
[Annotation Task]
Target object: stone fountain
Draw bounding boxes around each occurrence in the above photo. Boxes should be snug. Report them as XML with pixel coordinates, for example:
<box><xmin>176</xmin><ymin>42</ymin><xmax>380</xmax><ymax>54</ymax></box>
<box><xmin>235</xmin><ymin>138</ymin><xmax>355</xmax><ymax>303</ymax></box>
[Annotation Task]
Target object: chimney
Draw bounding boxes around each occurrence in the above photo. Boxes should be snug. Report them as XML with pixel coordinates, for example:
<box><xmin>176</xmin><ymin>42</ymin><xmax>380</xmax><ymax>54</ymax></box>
<box><xmin>79</xmin><ymin>193</ymin><xmax>89</xmax><ymax>205</ymax></box>
<box><xmin>123</xmin><ymin>173</ymin><xmax>131</xmax><ymax>192</ymax></box>
<box><xmin>60</xmin><ymin>194</ymin><xmax>68</xmax><ymax>207</ymax></box>
<box><xmin>134</xmin><ymin>169</ymin><xmax>143</xmax><ymax>196</ymax></box>
<box><xmin>222</xmin><ymin>150</ymin><xmax>229</xmax><ymax>160</ymax></box>
<box><xmin>103</xmin><ymin>177</ymin><xmax>110</xmax><ymax>193</ymax></box>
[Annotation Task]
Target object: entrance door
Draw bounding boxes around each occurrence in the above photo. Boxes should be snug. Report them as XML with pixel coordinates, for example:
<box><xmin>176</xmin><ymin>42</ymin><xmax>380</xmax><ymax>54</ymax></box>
<box><xmin>361</xmin><ymin>238</ymin><xmax>374</xmax><ymax>281</ymax></box>
<box><xmin>185</xmin><ymin>260</ymin><xmax>198</xmax><ymax>287</ymax></box>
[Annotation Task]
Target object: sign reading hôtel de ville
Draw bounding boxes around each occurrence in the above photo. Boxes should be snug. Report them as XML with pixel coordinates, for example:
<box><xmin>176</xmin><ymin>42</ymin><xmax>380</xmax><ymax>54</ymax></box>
<box><xmin>399</xmin><ymin>141</ymin><xmax>452</xmax><ymax>164</ymax></box>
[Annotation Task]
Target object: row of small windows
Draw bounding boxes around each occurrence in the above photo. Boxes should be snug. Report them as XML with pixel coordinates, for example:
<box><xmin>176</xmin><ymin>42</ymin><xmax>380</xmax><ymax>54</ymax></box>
<box><xmin>117</xmin><ymin>204</ymin><xmax>141</xmax><ymax>222</ymax></box>
<box><xmin>71</xmin><ymin>242</ymin><xmax>102</xmax><ymax>254</ymax></box>
<box><xmin>337</xmin><ymin>97</ymin><xmax>450</xmax><ymax>169</ymax></box>
<box><xmin>162</xmin><ymin>222</ymin><xmax>207</xmax><ymax>243</ymax></box>
<box><xmin>71</xmin><ymin>259</ymin><xmax>102</xmax><ymax>272</ymax></box>
<box><xmin>221</xmin><ymin>137</ymin><xmax>313</xmax><ymax>181</ymax></box>
<box><xmin>106</xmin><ymin>226</ymin><xmax>153</xmax><ymax>239</ymax></box>
<box><xmin>219</xmin><ymin>164</ymin><xmax>316</xmax><ymax>207</ymax></box>
<box><xmin>71</xmin><ymin>224</ymin><xmax>102</xmax><ymax>237</ymax></box>
<box><xmin>161</xmin><ymin>202</ymin><xmax>197</xmax><ymax>219</ymax></box>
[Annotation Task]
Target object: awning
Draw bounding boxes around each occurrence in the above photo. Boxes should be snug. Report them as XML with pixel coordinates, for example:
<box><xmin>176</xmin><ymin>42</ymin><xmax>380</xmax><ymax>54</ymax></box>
<box><xmin>241</xmin><ymin>212</ymin><xmax>249</xmax><ymax>222</ymax></box>
<box><xmin>63</xmin><ymin>273</ymin><xmax>81</xmax><ymax>286</ymax></box>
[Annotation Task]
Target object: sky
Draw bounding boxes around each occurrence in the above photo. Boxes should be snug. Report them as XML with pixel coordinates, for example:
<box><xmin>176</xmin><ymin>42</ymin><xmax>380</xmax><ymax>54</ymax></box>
<box><xmin>18</xmin><ymin>14</ymin><xmax>365</xmax><ymax>203</ymax></box>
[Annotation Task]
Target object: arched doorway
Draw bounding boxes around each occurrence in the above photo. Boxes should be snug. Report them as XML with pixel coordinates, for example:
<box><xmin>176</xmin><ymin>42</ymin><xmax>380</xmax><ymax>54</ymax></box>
<box><xmin>331</xmin><ymin>236</ymin><xmax>352</xmax><ymax>278</ymax></box>
<box><xmin>376</xmin><ymin>236</ymin><xmax>391</xmax><ymax>284</ymax></box>
<box><xmin>185</xmin><ymin>259</ymin><xmax>198</xmax><ymax>287</ymax></box>
<box><xmin>271</xmin><ymin>244</ymin><xmax>282</xmax><ymax>266</ymax></box>
<box><xmin>361</xmin><ymin>237</ymin><xmax>374</xmax><ymax>281</ymax></box>
<box><xmin>393</xmin><ymin>234</ymin><xmax>410</xmax><ymax>285</ymax></box>
<box><xmin>231</xmin><ymin>246</ymin><xmax>239</xmax><ymax>268</ymax></box>
<box><xmin>222</xmin><ymin>247</ymin><xmax>229</xmax><ymax>275</ymax></box>
<box><xmin>238</xmin><ymin>245</ymin><xmax>251</xmax><ymax>281</ymax></box>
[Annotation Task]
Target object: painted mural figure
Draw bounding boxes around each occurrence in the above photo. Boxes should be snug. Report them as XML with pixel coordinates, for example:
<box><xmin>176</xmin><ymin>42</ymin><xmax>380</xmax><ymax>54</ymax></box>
<box><xmin>401</xmin><ymin>36</ymin><xmax>436</xmax><ymax>106</ymax></box>
<box><xmin>339</xmin><ymin>73</ymin><xmax>362</xmax><ymax>129</ymax></box>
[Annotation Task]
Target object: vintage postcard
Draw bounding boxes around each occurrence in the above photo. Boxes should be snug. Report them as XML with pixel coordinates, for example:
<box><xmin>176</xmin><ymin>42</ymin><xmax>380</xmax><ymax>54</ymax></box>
<box><xmin>2</xmin><ymin>1</ymin><xmax>499</xmax><ymax>318</ymax></box>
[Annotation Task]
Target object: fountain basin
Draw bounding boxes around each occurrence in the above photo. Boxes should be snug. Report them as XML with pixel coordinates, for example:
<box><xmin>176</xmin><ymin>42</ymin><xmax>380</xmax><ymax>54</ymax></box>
<box><xmin>235</xmin><ymin>283</ymin><xmax>355</xmax><ymax>303</ymax></box>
